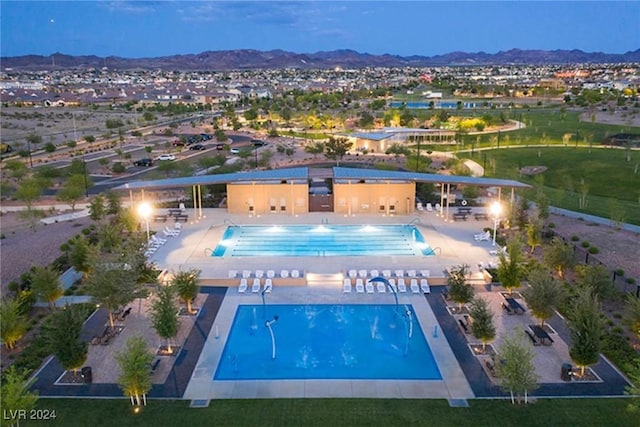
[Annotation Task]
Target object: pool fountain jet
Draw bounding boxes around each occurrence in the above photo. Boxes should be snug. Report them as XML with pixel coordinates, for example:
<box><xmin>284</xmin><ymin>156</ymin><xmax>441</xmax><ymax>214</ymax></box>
<box><xmin>265</xmin><ymin>315</ymin><xmax>279</xmax><ymax>359</ymax></box>
<box><xmin>369</xmin><ymin>276</ymin><xmax>398</xmax><ymax>307</ymax></box>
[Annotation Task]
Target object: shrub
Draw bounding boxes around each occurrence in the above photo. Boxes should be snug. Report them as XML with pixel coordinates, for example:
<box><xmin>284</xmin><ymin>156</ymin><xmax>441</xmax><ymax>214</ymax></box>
<box><xmin>570</xmin><ymin>235</ymin><xmax>580</xmax><ymax>242</ymax></box>
<box><xmin>8</xmin><ymin>281</ymin><xmax>19</xmax><ymax>293</ymax></box>
<box><xmin>613</xmin><ymin>312</ymin><xmax>623</xmax><ymax>319</ymax></box>
<box><xmin>615</xmin><ymin>269</ymin><xmax>625</xmax><ymax>277</ymax></box>
<box><xmin>612</xmin><ymin>326</ymin><xmax>624</xmax><ymax>334</ymax></box>
<box><xmin>588</xmin><ymin>246</ymin><xmax>599</xmax><ymax>254</ymax></box>
<box><xmin>112</xmin><ymin>162</ymin><xmax>126</xmax><ymax>173</ymax></box>
<box><xmin>60</xmin><ymin>243</ymin><xmax>70</xmax><ymax>252</ymax></box>
<box><xmin>626</xmin><ymin>277</ymin><xmax>637</xmax><ymax>285</ymax></box>
<box><xmin>601</xmin><ymin>333</ymin><xmax>638</xmax><ymax>376</ymax></box>
<box><xmin>581</xmin><ymin>241</ymin><xmax>590</xmax><ymax>248</ymax></box>
<box><xmin>548</xmin><ymin>222</ymin><xmax>555</xmax><ymax>228</ymax></box>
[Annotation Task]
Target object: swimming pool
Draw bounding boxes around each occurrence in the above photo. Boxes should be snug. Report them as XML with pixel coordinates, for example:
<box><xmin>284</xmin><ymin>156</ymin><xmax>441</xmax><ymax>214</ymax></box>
<box><xmin>214</xmin><ymin>304</ymin><xmax>442</xmax><ymax>380</ymax></box>
<box><xmin>212</xmin><ymin>224</ymin><xmax>435</xmax><ymax>257</ymax></box>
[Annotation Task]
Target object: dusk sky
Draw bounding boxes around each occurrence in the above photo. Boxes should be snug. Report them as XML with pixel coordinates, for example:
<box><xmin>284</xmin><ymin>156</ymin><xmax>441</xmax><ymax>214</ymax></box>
<box><xmin>1</xmin><ymin>1</ymin><xmax>638</xmax><ymax>58</ymax></box>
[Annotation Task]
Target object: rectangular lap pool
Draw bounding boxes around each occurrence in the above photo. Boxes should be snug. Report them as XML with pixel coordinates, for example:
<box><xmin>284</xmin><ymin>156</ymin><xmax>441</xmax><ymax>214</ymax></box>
<box><xmin>214</xmin><ymin>304</ymin><xmax>442</xmax><ymax>381</ymax></box>
<box><xmin>212</xmin><ymin>224</ymin><xmax>435</xmax><ymax>257</ymax></box>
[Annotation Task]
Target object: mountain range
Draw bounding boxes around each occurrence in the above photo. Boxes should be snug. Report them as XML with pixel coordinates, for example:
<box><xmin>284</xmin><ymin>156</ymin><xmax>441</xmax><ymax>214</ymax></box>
<box><xmin>2</xmin><ymin>48</ymin><xmax>639</xmax><ymax>71</ymax></box>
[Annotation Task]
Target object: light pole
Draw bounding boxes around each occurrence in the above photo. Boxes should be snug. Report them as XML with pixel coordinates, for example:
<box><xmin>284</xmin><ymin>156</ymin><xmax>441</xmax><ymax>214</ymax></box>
<box><xmin>138</xmin><ymin>201</ymin><xmax>152</xmax><ymax>241</ymax></box>
<box><xmin>490</xmin><ymin>201</ymin><xmax>502</xmax><ymax>247</ymax></box>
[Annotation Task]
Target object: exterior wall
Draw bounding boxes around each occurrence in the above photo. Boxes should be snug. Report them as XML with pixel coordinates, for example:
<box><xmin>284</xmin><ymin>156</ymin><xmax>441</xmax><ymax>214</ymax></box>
<box><xmin>333</xmin><ymin>182</ymin><xmax>415</xmax><ymax>215</ymax></box>
<box><xmin>227</xmin><ymin>182</ymin><xmax>309</xmax><ymax>215</ymax></box>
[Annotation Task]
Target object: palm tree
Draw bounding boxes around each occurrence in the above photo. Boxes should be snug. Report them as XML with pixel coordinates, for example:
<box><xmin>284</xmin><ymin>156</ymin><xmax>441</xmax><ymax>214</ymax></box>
<box><xmin>171</xmin><ymin>269</ymin><xmax>200</xmax><ymax>315</ymax></box>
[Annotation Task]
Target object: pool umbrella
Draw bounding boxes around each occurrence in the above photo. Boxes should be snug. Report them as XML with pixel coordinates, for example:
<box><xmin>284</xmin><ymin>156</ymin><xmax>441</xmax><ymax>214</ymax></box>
<box><xmin>369</xmin><ymin>276</ymin><xmax>398</xmax><ymax>306</ymax></box>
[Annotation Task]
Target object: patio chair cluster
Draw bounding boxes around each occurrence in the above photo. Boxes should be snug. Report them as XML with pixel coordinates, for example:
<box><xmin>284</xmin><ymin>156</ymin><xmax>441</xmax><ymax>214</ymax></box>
<box><xmin>144</xmin><ymin>224</ymin><xmax>182</xmax><ymax>257</ymax></box>
<box><xmin>237</xmin><ymin>277</ymin><xmax>273</xmax><ymax>294</ymax></box>
<box><xmin>474</xmin><ymin>230</ymin><xmax>491</xmax><ymax>241</ymax></box>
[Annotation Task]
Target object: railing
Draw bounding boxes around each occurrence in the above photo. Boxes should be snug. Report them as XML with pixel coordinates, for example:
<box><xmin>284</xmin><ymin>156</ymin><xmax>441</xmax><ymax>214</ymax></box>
<box><xmin>204</xmin><ymin>248</ymin><xmax>213</xmax><ymax>256</ymax></box>
<box><xmin>431</xmin><ymin>246</ymin><xmax>442</xmax><ymax>255</ymax></box>
<box><xmin>408</xmin><ymin>217</ymin><xmax>421</xmax><ymax>225</ymax></box>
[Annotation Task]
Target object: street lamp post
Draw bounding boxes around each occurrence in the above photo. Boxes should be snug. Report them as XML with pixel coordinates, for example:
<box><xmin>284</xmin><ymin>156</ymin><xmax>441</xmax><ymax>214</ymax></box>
<box><xmin>490</xmin><ymin>201</ymin><xmax>502</xmax><ymax>246</ymax></box>
<box><xmin>138</xmin><ymin>202</ymin><xmax>152</xmax><ymax>241</ymax></box>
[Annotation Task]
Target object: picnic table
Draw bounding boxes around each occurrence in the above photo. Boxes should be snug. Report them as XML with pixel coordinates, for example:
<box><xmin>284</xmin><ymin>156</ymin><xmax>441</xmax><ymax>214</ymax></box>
<box><xmin>457</xmin><ymin>206</ymin><xmax>472</xmax><ymax>214</ymax></box>
<box><xmin>153</xmin><ymin>214</ymin><xmax>168</xmax><ymax>222</ymax></box>
<box><xmin>504</xmin><ymin>297</ymin><xmax>525</xmax><ymax>314</ymax></box>
<box><xmin>168</xmin><ymin>208</ymin><xmax>184</xmax><ymax>217</ymax></box>
<box><xmin>474</xmin><ymin>212</ymin><xmax>489</xmax><ymax>220</ymax></box>
<box><xmin>174</xmin><ymin>214</ymin><xmax>189</xmax><ymax>223</ymax></box>
<box><xmin>530</xmin><ymin>324</ymin><xmax>554</xmax><ymax>346</ymax></box>
<box><xmin>452</xmin><ymin>213</ymin><xmax>468</xmax><ymax>221</ymax></box>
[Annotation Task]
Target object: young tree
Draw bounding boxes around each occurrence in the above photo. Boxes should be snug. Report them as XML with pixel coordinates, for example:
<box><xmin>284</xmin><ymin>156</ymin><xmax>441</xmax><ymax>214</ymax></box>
<box><xmin>0</xmin><ymin>298</ymin><xmax>28</xmax><ymax>350</ymax></box>
<box><xmin>624</xmin><ymin>295</ymin><xmax>640</xmax><ymax>339</ymax></box>
<box><xmin>497</xmin><ymin>237</ymin><xmax>525</xmax><ymax>295</ymax></box>
<box><xmin>525</xmin><ymin>219</ymin><xmax>542</xmax><ymax>253</ymax></box>
<box><xmin>568</xmin><ymin>288</ymin><xmax>604</xmax><ymax>377</ymax></box>
<box><xmin>116</xmin><ymin>335</ymin><xmax>153</xmax><ymax>407</ymax></box>
<box><xmin>171</xmin><ymin>269</ymin><xmax>200</xmax><ymax>314</ymax></box>
<box><xmin>304</xmin><ymin>141</ymin><xmax>325</xmax><ymax>159</ymax></box>
<box><xmin>624</xmin><ymin>359</ymin><xmax>640</xmax><ymax>413</ymax></box>
<box><xmin>522</xmin><ymin>268</ymin><xmax>564</xmax><ymax>327</ymax></box>
<box><xmin>15</xmin><ymin>178</ymin><xmax>45</xmax><ymax>229</ymax></box>
<box><xmin>324</xmin><ymin>137</ymin><xmax>353</xmax><ymax>164</ymax></box>
<box><xmin>447</xmin><ymin>264</ymin><xmax>474</xmax><ymax>310</ymax></box>
<box><xmin>88</xmin><ymin>194</ymin><xmax>106</xmax><ymax>221</ymax></box>
<box><xmin>575</xmin><ymin>264</ymin><xmax>615</xmax><ymax>299</ymax></box>
<box><xmin>150</xmin><ymin>286</ymin><xmax>179</xmax><ymax>354</ymax></box>
<box><xmin>68</xmin><ymin>235</ymin><xmax>95</xmax><ymax>278</ymax></box>
<box><xmin>30</xmin><ymin>265</ymin><xmax>63</xmax><ymax>309</ymax></box>
<box><xmin>104</xmin><ymin>190</ymin><xmax>122</xmax><ymax>215</ymax></box>
<box><xmin>56</xmin><ymin>174</ymin><xmax>87</xmax><ymax>211</ymax></box>
<box><xmin>43</xmin><ymin>306</ymin><xmax>88</xmax><ymax>375</ymax></box>
<box><xmin>85</xmin><ymin>262</ymin><xmax>140</xmax><ymax>329</ymax></box>
<box><xmin>469</xmin><ymin>297</ymin><xmax>496</xmax><ymax>352</ymax></box>
<box><xmin>495</xmin><ymin>329</ymin><xmax>539</xmax><ymax>404</ymax></box>
<box><xmin>0</xmin><ymin>366</ymin><xmax>39</xmax><ymax>423</ymax></box>
<box><xmin>543</xmin><ymin>237</ymin><xmax>575</xmax><ymax>278</ymax></box>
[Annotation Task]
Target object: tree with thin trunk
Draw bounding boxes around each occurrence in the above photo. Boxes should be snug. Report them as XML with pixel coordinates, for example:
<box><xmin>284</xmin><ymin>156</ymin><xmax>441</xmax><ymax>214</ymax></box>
<box><xmin>522</xmin><ymin>268</ymin><xmax>564</xmax><ymax>327</ymax></box>
<box><xmin>0</xmin><ymin>298</ymin><xmax>28</xmax><ymax>350</ymax></box>
<box><xmin>69</xmin><ymin>235</ymin><xmax>95</xmax><ymax>278</ymax></box>
<box><xmin>88</xmin><ymin>194</ymin><xmax>106</xmax><ymax>222</ymax></box>
<box><xmin>149</xmin><ymin>285</ymin><xmax>179</xmax><ymax>354</ymax></box>
<box><xmin>324</xmin><ymin>136</ymin><xmax>353</xmax><ymax>165</ymax></box>
<box><xmin>56</xmin><ymin>174</ymin><xmax>87</xmax><ymax>211</ymax></box>
<box><xmin>543</xmin><ymin>237</ymin><xmax>575</xmax><ymax>278</ymax></box>
<box><xmin>116</xmin><ymin>335</ymin><xmax>153</xmax><ymax>407</ymax></box>
<box><xmin>575</xmin><ymin>264</ymin><xmax>615</xmax><ymax>300</ymax></box>
<box><xmin>497</xmin><ymin>237</ymin><xmax>525</xmax><ymax>295</ymax></box>
<box><xmin>448</xmin><ymin>264</ymin><xmax>474</xmax><ymax>310</ymax></box>
<box><xmin>43</xmin><ymin>306</ymin><xmax>88</xmax><ymax>376</ymax></box>
<box><xmin>0</xmin><ymin>366</ymin><xmax>39</xmax><ymax>423</ymax></box>
<box><xmin>15</xmin><ymin>177</ymin><xmax>45</xmax><ymax>230</ymax></box>
<box><xmin>30</xmin><ymin>265</ymin><xmax>63</xmax><ymax>309</ymax></box>
<box><xmin>85</xmin><ymin>262</ymin><xmax>140</xmax><ymax>329</ymax></box>
<box><xmin>624</xmin><ymin>295</ymin><xmax>640</xmax><ymax>339</ymax></box>
<box><xmin>495</xmin><ymin>329</ymin><xmax>539</xmax><ymax>404</ymax></box>
<box><xmin>568</xmin><ymin>287</ymin><xmax>604</xmax><ymax>377</ymax></box>
<box><xmin>469</xmin><ymin>297</ymin><xmax>496</xmax><ymax>352</ymax></box>
<box><xmin>525</xmin><ymin>219</ymin><xmax>542</xmax><ymax>253</ymax></box>
<box><xmin>171</xmin><ymin>269</ymin><xmax>200</xmax><ymax>314</ymax></box>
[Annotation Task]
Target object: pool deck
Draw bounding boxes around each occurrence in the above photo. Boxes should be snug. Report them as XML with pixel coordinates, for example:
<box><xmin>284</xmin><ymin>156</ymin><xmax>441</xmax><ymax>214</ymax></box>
<box><xmin>31</xmin><ymin>208</ymin><xmax>631</xmax><ymax>400</ymax></box>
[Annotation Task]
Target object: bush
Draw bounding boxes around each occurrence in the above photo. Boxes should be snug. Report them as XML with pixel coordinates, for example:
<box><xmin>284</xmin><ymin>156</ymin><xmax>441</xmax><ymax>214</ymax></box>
<box><xmin>581</xmin><ymin>241</ymin><xmax>590</xmax><ymax>248</ymax></box>
<box><xmin>8</xmin><ymin>281</ymin><xmax>19</xmax><ymax>293</ymax></box>
<box><xmin>615</xmin><ymin>268</ymin><xmax>625</xmax><ymax>277</ymax></box>
<box><xmin>570</xmin><ymin>235</ymin><xmax>580</xmax><ymax>242</ymax></box>
<box><xmin>82</xmin><ymin>228</ymin><xmax>91</xmax><ymax>235</ymax></box>
<box><xmin>626</xmin><ymin>277</ymin><xmax>637</xmax><ymax>285</ymax></box>
<box><xmin>601</xmin><ymin>333</ymin><xmax>638</xmax><ymax>376</ymax></box>
<box><xmin>548</xmin><ymin>222</ymin><xmax>555</xmax><ymax>228</ymax></box>
<box><xmin>588</xmin><ymin>246</ymin><xmax>599</xmax><ymax>254</ymax></box>
<box><xmin>112</xmin><ymin>162</ymin><xmax>126</xmax><ymax>173</ymax></box>
<box><xmin>44</xmin><ymin>142</ymin><xmax>56</xmax><ymax>153</ymax></box>
<box><xmin>612</xmin><ymin>326</ymin><xmax>624</xmax><ymax>334</ymax></box>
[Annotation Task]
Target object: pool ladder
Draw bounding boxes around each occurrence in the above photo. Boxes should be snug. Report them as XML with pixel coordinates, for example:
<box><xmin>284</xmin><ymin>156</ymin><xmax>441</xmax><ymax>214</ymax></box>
<box><xmin>408</xmin><ymin>217</ymin><xmax>421</xmax><ymax>225</ymax></box>
<box><xmin>224</xmin><ymin>218</ymin><xmax>240</xmax><ymax>227</ymax></box>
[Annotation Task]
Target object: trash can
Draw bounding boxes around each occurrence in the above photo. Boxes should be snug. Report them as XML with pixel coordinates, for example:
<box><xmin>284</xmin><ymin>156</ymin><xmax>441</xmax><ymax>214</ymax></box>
<box><xmin>81</xmin><ymin>366</ymin><xmax>92</xmax><ymax>384</ymax></box>
<box><xmin>561</xmin><ymin>363</ymin><xmax>572</xmax><ymax>381</ymax></box>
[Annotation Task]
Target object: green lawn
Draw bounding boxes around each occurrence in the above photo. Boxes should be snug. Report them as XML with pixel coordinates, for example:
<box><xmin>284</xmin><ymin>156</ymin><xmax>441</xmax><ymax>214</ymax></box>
<box><xmin>29</xmin><ymin>398</ymin><xmax>637</xmax><ymax>427</ymax></box>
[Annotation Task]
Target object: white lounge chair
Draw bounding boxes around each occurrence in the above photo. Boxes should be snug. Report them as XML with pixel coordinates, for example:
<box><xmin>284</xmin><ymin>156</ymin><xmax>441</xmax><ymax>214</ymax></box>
<box><xmin>280</xmin><ymin>270</ymin><xmax>289</xmax><ymax>278</ymax></box>
<box><xmin>358</xmin><ymin>269</ymin><xmax>368</xmax><ymax>278</ymax></box>
<box><xmin>242</xmin><ymin>270</ymin><xmax>252</xmax><ymax>278</ymax></box>
<box><xmin>266</xmin><ymin>270</ymin><xmax>275</xmax><ymax>278</ymax></box>
<box><xmin>417</xmin><ymin>203</ymin><xmax>424</xmax><ymax>211</ymax></box>
<box><xmin>174</xmin><ymin>222</ymin><xmax>182</xmax><ymax>230</ymax></box>
<box><xmin>397</xmin><ymin>278</ymin><xmax>407</xmax><ymax>293</ymax></box>
<box><xmin>228</xmin><ymin>270</ymin><xmax>238</xmax><ymax>279</ymax></box>
<box><xmin>164</xmin><ymin>226</ymin><xmax>180</xmax><ymax>234</ymax></box>
<box><xmin>365</xmin><ymin>280</ymin><xmax>375</xmax><ymax>294</ymax></box>
<box><xmin>251</xmin><ymin>278</ymin><xmax>261</xmax><ymax>293</ymax></box>
<box><xmin>382</xmin><ymin>270</ymin><xmax>392</xmax><ymax>278</ymax></box>
<box><xmin>407</xmin><ymin>269</ymin><xmax>417</xmax><ymax>277</ymax></box>
<box><xmin>238</xmin><ymin>278</ymin><xmax>248</xmax><ymax>293</ymax></box>
<box><xmin>255</xmin><ymin>270</ymin><xmax>264</xmax><ymax>279</ymax></box>
<box><xmin>387</xmin><ymin>278</ymin><xmax>397</xmax><ymax>293</ymax></box>
<box><xmin>343</xmin><ymin>278</ymin><xmax>352</xmax><ymax>293</ymax></box>
<box><xmin>474</xmin><ymin>231</ymin><xmax>491</xmax><ymax>241</ymax></box>
<box><xmin>348</xmin><ymin>269</ymin><xmax>357</xmax><ymax>278</ymax></box>
<box><xmin>151</xmin><ymin>235</ymin><xmax>167</xmax><ymax>245</ymax></box>
<box><xmin>355</xmin><ymin>278</ymin><xmax>365</xmax><ymax>293</ymax></box>
<box><xmin>420</xmin><ymin>278</ymin><xmax>431</xmax><ymax>294</ymax></box>
<box><xmin>263</xmin><ymin>279</ymin><xmax>273</xmax><ymax>293</ymax></box>
<box><xmin>410</xmin><ymin>279</ymin><xmax>420</xmax><ymax>294</ymax></box>
<box><xmin>163</xmin><ymin>228</ymin><xmax>179</xmax><ymax>237</ymax></box>
<box><xmin>426</xmin><ymin>203</ymin><xmax>434</xmax><ymax>212</ymax></box>
<box><xmin>395</xmin><ymin>269</ymin><xmax>404</xmax><ymax>278</ymax></box>
<box><xmin>370</xmin><ymin>270</ymin><xmax>379</xmax><ymax>278</ymax></box>
<box><xmin>376</xmin><ymin>281</ymin><xmax>386</xmax><ymax>293</ymax></box>
<box><xmin>420</xmin><ymin>269</ymin><xmax>431</xmax><ymax>278</ymax></box>
<box><xmin>291</xmin><ymin>270</ymin><xmax>300</xmax><ymax>278</ymax></box>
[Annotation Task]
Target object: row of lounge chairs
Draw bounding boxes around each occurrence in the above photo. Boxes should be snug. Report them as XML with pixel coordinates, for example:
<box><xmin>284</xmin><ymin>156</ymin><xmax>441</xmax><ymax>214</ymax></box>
<box><xmin>343</xmin><ymin>278</ymin><xmax>430</xmax><ymax>294</ymax></box>
<box><xmin>416</xmin><ymin>202</ymin><xmax>439</xmax><ymax>212</ymax></box>
<box><xmin>238</xmin><ymin>278</ymin><xmax>273</xmax><ymax>294</ymax></box>
<box><xmin>229</xmin><ymin>269</ymin><xmax>302</xmax><ymax>279</ymax></box>
<box><xmin>347</xmin><ymin>269</ymin><xmax>430</xmax><ymax>279</ymax></box>
<box><xmin>144</xmin><ymin>224</ymin><xmax>182</xmax><ymax>257</ymax></box>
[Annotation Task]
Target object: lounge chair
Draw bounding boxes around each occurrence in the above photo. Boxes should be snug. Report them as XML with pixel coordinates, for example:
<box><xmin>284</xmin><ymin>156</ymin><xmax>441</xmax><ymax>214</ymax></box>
<box><xmin>407</xmin><ymin>269</ymin><xmax>417</xmax><ymax>277</ymax></box>
<box><xmin>420</xmin><ymin>269</ymin><xmax>431</xmax><ymax>278</ymax></box>
<box><xmin>348</xmin><ymin>269</ymin><xmax>357</xmax><ymax>278</ymax></box>
<box><xmin>163</xmin><ymin>229</ymin><xmax>177</xmax><ymax>238</ymax></box>
<box><xmin>242</xmin><ymin>270</ymin><xmax>252</xmax><ymax>278</ymax></box>
<box><xmin>417</xmin><ymin>202</ymin><xmax>424</xmax><ymax>211</ymax></box>
<box><xmin>410</xmin><ymin>279</ymin><xmax>420</xmax><ymax>294</ymax></box>
<box><xmin>376</xmin><ymin>281</ymin><xmax>386</xmax><ymax>293</ymax></box>
<box><xmin>382</xmin><ymin>270</ymin><xmax>392</xmax><ymax>278</ymax></box>
<box><xmin>238</xmin><ymin>278</ymin><xmax>248</xmax><ymax>293</ymax></box>
<box><xmin>420</xmin><ymin>278</ymin><xmax>431</xmax><ymax>294</ymax></box>
<box><xmin>255</xmin><ymin>270</ymin><xmax>264</xmax><ymax>278</ymax></box>
<box><xmin>365</xmin><ymin>280</ymin><xmax>375</xmax><ymax>294</ymax></box>
<box><xmin>164</xmin><ymin>226</ymin><xmax>180</xmax><ymax>235</ymax></box>
<box><xmin>151</xmin><ymin>235</ymin><xmax>167</xmax><ymax>245</ymax></box>
<box><xmin>266</xmin><ymin>270</ymin><xmax>275</xmax><ymax>278</ymax></box>
<box><xmin>251</xmin><ymin>278</ymin><xmax>261</xmax><ymax>293</ymax></box>
<box><xmin>291</xmin><ymin>270</ymin><xmax>300</xmax><ymax>278</ymax></box>
<box><xmin>358</xmin><ymin>269</ymin><xmax>368</xmax><ymax>278</ymax></box>
<box><xmin>435</xmin><ymin>203</ymin><xmax>441</xmax><ymax>214</ymax></box>
<box><xmin>263</xmin><ymin>279</ymin><xmax>273</xmax><ymax>293</ymax></box>
<box><xmin>370</xmin><ymin>269</ymin><xmax>379</xmax><ymax>277</ymax></box>
<box><xmin>280</xmin><ymin>270</ymin><xmax>289</xmax><ymax>278</ymax></box>
<box><xmin>343</xmin><ymin>278</ymin><xmax>352</xmax><ymax>293</ymax></box>
<box><xmin>355</xmin><ymin>278</ymin><xmax>365</xmax><ymax>293</ymax></box>
<box><xmin>426</xmin><ymin>203</ymin><xmax>434</xmax><ymax>212</ymax></box>
<box><xmin>228</xmin><ymin>270</ymin><xmax>238</xmax><ymax>279</ymax></box>
<box><xmin>388</xmin><ymin>278</ymin><xmax>397</xmax><ymax>293</ymax></box>
<box><xmin>474</xmin><ymin>231</ymin><xmax>491</xmax><ymax>241</ymax></box>
<box><xmin>398</xmin><ymin>278</ymin><xmax>408</xmax><ymax>293</ymax></box>
<box><xmin>395</xmin><ymin>269</ymin><xmax>404</xmax><ymax>278</ymax></box>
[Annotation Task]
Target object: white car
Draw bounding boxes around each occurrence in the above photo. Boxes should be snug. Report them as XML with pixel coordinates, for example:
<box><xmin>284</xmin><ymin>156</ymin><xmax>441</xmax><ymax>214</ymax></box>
<box><xmin>230</xmin><ymin>148</ymin><xmax>240</xmax><ymax>154</ymax></box>
<box><xmin>156</xmin><ymin>154</ymin><xmax>176</xmax><ymax>161</ymax></box>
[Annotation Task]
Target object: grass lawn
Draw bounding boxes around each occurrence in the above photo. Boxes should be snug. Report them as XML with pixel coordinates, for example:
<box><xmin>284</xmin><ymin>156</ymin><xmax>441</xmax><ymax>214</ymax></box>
<box><xmin>29</xmin><ymin>397</ymin><xmax>637</xmax><ymax>427</ymax></box>
<box><xmin>459</xmin><ymin>147</ymin><xmax>640</xmax><ymax>225</ymax></box>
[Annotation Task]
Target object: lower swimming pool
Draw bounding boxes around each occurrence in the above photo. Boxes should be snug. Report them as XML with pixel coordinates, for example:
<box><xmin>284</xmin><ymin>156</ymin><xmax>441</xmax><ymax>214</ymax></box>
<box><xmin>214</xmin><ymin>304</ymin><xmax>442</xmax><ymax>381</ymax></box>
<box><xmin>212</xmin><ymin>224</ymin><xmax>434</xmax><ymax>257</ymax></box>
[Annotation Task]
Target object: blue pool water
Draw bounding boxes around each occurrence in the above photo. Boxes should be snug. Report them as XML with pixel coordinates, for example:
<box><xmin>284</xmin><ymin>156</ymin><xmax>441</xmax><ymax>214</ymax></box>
<box><xmin>212</xmin><ymin>224</ymin><xmax>434</xmax><ymax>257</ymax></box>
<box><xmin>214</xmin><ymin>304</ymin><xmax>442</xmax><ymax>380</ymax></box>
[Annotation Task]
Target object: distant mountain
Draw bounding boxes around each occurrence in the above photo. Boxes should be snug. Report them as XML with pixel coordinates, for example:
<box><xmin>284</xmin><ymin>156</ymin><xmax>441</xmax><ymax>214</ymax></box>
<box><xmin>2</xmin><ymin>48</ymin><xmax>639</xmax><ymax>71</ymax></box>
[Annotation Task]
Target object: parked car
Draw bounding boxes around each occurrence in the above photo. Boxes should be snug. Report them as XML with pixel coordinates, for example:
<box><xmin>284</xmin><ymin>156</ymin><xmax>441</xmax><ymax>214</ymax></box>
<box><xmin>230</xmin><ymin>148</ymin><xmax>240</xmax><ymax>154</ymax></box>
<box><xmin>215</xmin><ymin>143</ymin><xmax>225</xmax><ymax>150</ymax></box>
<box><xmin>172</xmin><ymin>140</ymin><xmax>186</xmax><ymax>147</ymax></box>
<box><xmin>189</xmin><ymin>144</ymin><xmax>206</xmax><ymax>151</ymax></box>
<box><xmin>251</xmin><ymin>139</ymin><xmax>266</xmax><ymax>147</ymax></box>
<box><xmin>133</xmin><ymin>158</ymin><xmax>154</xmax><ymax>167</ymax></box>
<box><xmin>200</xmin><ymin>133</ymin><xmax>212</xmax><ymax>140</ymax></box>
<box><xmin>156</xmin><ymin>154</ymin><xmax>176</xmax><ymax>161</ymax></box>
